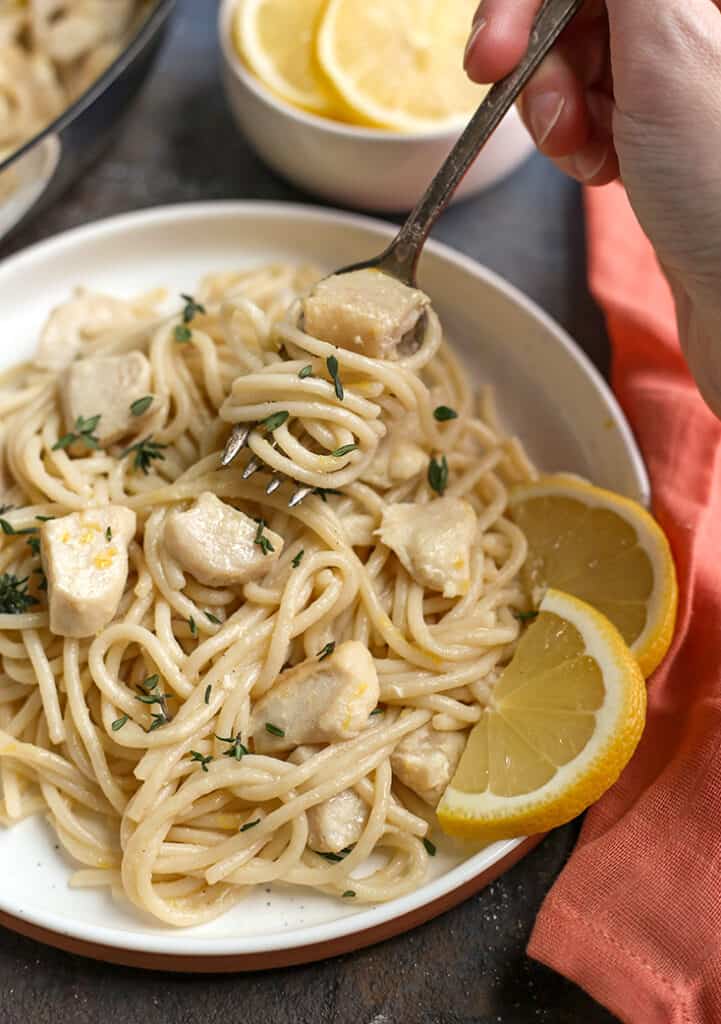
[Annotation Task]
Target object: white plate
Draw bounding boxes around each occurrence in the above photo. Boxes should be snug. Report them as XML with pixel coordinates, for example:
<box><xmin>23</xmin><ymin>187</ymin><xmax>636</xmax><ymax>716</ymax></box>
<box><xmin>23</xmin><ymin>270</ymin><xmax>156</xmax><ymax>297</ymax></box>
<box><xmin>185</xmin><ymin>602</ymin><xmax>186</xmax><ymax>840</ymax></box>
<box><xmin>0</xmin><ymin>202</ymin><xmax>648</xmax><ymax>970</ymax></box>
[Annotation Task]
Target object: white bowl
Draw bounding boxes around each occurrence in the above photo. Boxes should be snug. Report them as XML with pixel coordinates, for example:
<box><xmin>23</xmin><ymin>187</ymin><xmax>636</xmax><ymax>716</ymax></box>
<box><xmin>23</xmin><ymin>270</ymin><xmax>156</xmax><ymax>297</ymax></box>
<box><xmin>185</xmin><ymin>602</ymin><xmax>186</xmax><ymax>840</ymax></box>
<box><xmin>217</xmin><ymin>0</ymin><xmax>534</xmax><ymax>213</ymax></box>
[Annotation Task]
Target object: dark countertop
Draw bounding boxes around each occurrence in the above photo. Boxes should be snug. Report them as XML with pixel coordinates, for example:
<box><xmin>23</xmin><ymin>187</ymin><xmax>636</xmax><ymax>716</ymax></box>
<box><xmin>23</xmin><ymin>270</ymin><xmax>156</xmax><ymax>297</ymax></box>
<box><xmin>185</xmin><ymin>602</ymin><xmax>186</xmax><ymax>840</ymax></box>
<box><xmin>0</xmin><ymin>3</ymin><xmax>618</xmax><ymax>1022</ymax></box>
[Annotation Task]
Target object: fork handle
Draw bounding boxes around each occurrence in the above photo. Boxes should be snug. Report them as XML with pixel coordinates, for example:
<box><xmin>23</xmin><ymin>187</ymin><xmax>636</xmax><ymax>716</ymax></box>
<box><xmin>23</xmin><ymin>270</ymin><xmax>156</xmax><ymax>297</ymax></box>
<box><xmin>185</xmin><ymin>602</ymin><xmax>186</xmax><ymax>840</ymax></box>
<box><xmin>377</xmin><ymin>0</ymin><xmax>585</xmax><ymax>283</ymax></box>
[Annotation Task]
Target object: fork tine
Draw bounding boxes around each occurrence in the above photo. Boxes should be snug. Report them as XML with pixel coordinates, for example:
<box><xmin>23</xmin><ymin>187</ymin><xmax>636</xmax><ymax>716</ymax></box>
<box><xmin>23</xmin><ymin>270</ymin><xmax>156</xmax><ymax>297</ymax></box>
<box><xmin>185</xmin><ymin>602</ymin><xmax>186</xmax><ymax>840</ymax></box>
<box><xmin>242</xmin><ymin>455</ymin><xmax>263</xmax><ymax>480</ymax></box>
<box><xmin>266</xmin><ymin>475</ymin><xmax>283</xmax><ymax>495</ymax></box>
<box><xmin>288</xmin><ymin>485</ymin><xmax>314</xmax><ymax>508</ymax></box>
<box><xmin>221</xmin><ymin>424</ymin><xmax>251</xmax><ymax>467</ymax></box>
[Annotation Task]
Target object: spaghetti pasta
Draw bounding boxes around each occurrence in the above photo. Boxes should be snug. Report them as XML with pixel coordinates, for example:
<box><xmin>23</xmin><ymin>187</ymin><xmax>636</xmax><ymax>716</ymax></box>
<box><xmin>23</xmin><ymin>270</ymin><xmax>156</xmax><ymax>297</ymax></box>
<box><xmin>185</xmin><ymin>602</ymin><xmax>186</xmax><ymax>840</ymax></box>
<box><xmin>0</xmin><ymin>262</ymin><xmax>536</xmax><ymax>926</ymax></box>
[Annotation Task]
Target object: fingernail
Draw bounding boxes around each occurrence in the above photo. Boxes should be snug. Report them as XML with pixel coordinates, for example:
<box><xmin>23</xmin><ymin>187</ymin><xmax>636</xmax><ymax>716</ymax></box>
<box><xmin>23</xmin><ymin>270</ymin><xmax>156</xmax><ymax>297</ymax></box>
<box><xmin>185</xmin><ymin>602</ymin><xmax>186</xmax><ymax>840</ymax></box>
<box><xmin>463</xmin><ymin>18</ymin><xmax>487</xmax><ymax>71</ymax></box>
<box><xmin>526</xmin><ymin>92</ymin><xmax>566</xmax><ymax>147</ymax></box>
<box><xmin>571</xmin><ymin>144</ymin><xmax>609</xmax><ymax>182</ymax></box>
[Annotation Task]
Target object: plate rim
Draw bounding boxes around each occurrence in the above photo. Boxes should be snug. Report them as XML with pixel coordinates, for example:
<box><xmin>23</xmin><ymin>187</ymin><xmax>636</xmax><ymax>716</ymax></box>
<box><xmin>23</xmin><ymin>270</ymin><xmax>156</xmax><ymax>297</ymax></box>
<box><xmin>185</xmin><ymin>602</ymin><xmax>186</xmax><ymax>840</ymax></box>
<box><xmin>0</xmin><ymin>200</ymin><xmax>649</xmax><ymax>964</ymax></box>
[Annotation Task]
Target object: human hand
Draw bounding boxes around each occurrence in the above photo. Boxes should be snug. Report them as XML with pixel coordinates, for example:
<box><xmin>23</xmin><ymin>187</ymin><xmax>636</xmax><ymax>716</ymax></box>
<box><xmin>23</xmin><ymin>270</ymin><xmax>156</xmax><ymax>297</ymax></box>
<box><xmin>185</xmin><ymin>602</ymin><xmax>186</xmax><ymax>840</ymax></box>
<box><xmin>465</xmin><ymin>0</ymin><xmax>721</xmax><ymax>416</ymax></box>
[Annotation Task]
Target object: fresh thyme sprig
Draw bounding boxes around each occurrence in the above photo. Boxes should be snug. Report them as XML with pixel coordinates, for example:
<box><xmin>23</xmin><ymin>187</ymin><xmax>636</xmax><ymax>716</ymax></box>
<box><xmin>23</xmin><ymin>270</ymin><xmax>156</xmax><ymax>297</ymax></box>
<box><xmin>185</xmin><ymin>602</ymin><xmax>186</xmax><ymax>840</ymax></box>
<box><xmin>265</xmin><ymin>722</ymin><xmax>285</xmax><ymax>737</ymax></box>
<box><xmin>189</xmin><ymin>750</ymin><xmax>213</xmax><ymax>772</ymax></box>
<box><xmin>317</xmin><ymin>641</ymin><xmax>335</xmax><ymax>661</ymax></box>
<box><xmin>134</xmin><ymin>675</ymin><xmax>172</xmax><ymax>731</ymax></box>
<box><xmin>291</xmin><ymin>549</ymin><xmax>304</xmax><ymax>568</ymax></box>
<box><xmin>0</xmin><ymin>574</ymin><xmax>38</xmax><ymax>614</ymax></box>
<box><xmin>52</xmin><ymin>414</ymin><xmax>101</xmax><ymax>452</ymax></box>
<box><xmin>0</xmin><ymin>519</ymin><xmax>38</xmax><ymax>537</ymax></box>
<box><xmin>180</xmin><ymin>293</ymin><xmax>206</xmax><ymax>323</ymax></box>
<box><xmin>215</xmin><ymin>732</ymin><xmax>249</xmax><ymax>760</ymax></box>
<box><xmin>254</xmin><ymin>519</ymin><xmax>275</xmax><ymax>556</ymax></box>
<box><xmin>298</xmin><ymin>365</ymin><xmax>314</xmax><ymax>379</ymax></box>
<box><xmin>121</xmin><ymin>435</ymin><xmax>168</xmax><ymax>475</ymax></box>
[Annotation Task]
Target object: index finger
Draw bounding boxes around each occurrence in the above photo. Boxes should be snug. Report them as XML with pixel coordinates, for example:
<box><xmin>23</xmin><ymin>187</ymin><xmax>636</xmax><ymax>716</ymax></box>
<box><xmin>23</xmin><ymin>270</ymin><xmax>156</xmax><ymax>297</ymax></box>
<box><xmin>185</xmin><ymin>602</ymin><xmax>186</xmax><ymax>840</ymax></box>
<box><xmin>465</xmin><ymin>0</ymin><xmax>604</xmax><ymax>82</ymax></box>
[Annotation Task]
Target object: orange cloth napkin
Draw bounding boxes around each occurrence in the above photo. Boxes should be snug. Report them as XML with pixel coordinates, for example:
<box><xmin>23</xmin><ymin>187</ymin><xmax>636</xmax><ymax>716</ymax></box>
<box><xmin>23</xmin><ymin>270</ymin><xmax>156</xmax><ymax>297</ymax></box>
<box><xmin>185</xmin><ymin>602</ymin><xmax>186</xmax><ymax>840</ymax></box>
<box><xmin>527</xmin><ymin>181</ymin><xmax>721</xmax><ymax>1024</ymax></box>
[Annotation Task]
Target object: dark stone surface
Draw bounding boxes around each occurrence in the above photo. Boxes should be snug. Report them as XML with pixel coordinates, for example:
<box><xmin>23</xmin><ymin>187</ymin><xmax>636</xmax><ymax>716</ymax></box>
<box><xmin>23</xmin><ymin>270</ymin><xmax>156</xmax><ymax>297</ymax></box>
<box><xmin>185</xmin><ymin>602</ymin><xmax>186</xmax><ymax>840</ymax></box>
<box><xmin>0</xmin><ymin>2</ymin><xmax>618</xmax><ymax>1021</ymax></box>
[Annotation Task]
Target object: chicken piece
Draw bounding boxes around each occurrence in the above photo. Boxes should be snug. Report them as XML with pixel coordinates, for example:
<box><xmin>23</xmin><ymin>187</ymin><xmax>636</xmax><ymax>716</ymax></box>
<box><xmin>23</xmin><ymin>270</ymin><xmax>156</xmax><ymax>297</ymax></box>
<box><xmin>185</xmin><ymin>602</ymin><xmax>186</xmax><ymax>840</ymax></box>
<box><xmin>41</xmin><ymin>507</ymin><xmax>136</xmax><ymax>638</ymax></box>
<box><xmin>361</xmin><ymin>433</ymin><xmax>427</xmax><ymax>490</ymax></box>
<box><xmin>391</xmin><ymin>724</ymin><xmax>467</xmax><ymax>806</ymax></box>
<box><xmin>250</xmin><ymin>641</ymin><xmax>379</xmax><ymax>754</ymax></box>
<box><xmin>61</xmin><ymin>352</ymin><xmax>155</xmax><ymax>446</ymax></box>
<box><xmin>303</xmin><ymin>269</ymin><xmax>430</xmax><ymax>359</ymax></box>
<box><xmin>34</xmin><ymin>289</ymin><xmax>157</xmax><ymax>372</ymax></box>
<box><xmin>289</xmin><ymin>745</ymin><xmax>368</xmax><ymax>854</ymax></box>
<box><xmin>377</xmin><ymin>497</ymin><xmax>477</xmax><ymax>598</ymax></box>
<box><xmin>163</xmin><ymin>492</ymin><xmax>283</xmax><ymax>587</ymax></box>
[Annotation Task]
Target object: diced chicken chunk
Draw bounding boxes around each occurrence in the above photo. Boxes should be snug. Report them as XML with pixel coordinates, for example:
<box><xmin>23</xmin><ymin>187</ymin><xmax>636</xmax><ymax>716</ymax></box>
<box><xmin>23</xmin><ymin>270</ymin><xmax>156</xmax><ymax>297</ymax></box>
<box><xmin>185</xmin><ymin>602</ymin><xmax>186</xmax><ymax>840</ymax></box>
<box><xmin>362</xmin><ymin>434</ymin><xmax>427</xmax><ymax>489</ymax></box>
<box><xmin>163</xmin><ymin>492</ymin><xmax>283</xmax><ymax>587</ymax></box>
<box><xmin>377</xmin><ymin>497</ymin><xmax>477</xmax><ymax>598</ymax></box>
<box><xmin>41</xmin><ymin>507</ymin><xmax>136</xmax><ymax>638</ymax></box>
<box><xmin>289</xmin><ymin>745</ymin><xmax>368</xmax><ymax>854</ymax></box>
<box><xmin>61</xmin><ymin>352</ymin><xmax>155</xmax><ymax>446</ymax></box>
<box><xmin>250</xmin><ymin>641</ymin><xmax>379</xmax><ymax>754</ymax></box>
<box><xmin>391</xmin><ymin>724</ymin><xmax>467</xmax><ymax>806</ymax></box>
<box><xmin>34</xmin><ymin>289</ymin><xmax>158</xmax><ymax>372</ymax></box>
<box><xmin>303</xmin><ymin>269</ymin><xmax>430</xmax><ymax>359</ymax></box>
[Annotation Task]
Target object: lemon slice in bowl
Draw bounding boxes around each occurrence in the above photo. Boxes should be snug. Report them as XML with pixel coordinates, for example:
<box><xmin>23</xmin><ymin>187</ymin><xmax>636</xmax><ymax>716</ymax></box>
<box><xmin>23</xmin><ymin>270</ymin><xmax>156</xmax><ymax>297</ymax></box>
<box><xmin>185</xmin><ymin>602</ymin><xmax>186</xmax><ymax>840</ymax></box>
<box><xmin>316</xmin><ymin>0</ymin><xmax>487</xmax><ymax>132</ymax></box>
<box><xmin>234</xmin><ymin>0</ymin><xmax>340</xmax><ymax>117</ymax></box>
<box><xmin>508</xmin><ymin>475</ymin><xmax>678</xmax><ymax>678</ymax></box>
<box><xmin>437</xmin><ymin>589</ymin><xmax>646</xmax><ymax>841</ymax></box>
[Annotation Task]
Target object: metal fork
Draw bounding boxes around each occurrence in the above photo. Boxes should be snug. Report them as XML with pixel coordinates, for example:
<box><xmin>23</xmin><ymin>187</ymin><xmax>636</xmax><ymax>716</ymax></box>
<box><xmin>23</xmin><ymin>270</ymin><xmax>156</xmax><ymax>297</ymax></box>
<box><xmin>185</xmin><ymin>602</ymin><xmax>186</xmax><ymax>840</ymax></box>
<box><xmin>221</xmin><ymin>0</ymin><xmax>584</xmax><ymax>508</ymax></box>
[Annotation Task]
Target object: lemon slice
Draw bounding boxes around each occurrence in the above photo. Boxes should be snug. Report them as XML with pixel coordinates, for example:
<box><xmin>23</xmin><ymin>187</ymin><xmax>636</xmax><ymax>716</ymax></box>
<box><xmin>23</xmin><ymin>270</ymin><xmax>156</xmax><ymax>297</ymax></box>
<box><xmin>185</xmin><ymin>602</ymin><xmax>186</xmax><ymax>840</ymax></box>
<box><xmin>316</xmin><ymin>0</ymin><xmax>486</xmax><ymax>132</ymax></box>
<box><xmin>234</xmin><ymin>0</ymin><xmax>340</xmax><ymax>117</ymax></box>
<box><xmin>437</xmin><ymin>589</ymin><xmax>646</xmax><ymax>841</ymax></box>
<box><xmin>508</xmin><ymin>475</ymin><xmax>677</xmax><ymax>678</ymax></box>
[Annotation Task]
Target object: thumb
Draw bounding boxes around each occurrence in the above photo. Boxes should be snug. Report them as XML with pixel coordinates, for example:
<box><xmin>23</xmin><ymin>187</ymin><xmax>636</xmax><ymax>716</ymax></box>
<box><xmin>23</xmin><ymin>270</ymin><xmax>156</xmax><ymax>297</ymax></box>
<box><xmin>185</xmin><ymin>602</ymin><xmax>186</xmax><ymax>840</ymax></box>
<box><xmin>604</xmin><ymin>0</ymin><xmax>721</xmax><ymax>120</ymax></box>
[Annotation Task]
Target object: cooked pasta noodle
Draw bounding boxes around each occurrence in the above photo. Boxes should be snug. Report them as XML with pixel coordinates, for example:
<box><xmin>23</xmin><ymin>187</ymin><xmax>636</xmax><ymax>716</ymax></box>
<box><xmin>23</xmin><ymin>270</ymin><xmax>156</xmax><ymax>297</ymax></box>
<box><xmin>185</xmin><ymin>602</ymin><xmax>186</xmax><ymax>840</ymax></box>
<box><xmin>0</xmin><ymin>0</ymin><xmax>146</xmax><ymax>165</ymax></box>
<box><xmin>0</xmin><ymin>262</ymin><xmax>537</xmax><ymax>926</ymax></box>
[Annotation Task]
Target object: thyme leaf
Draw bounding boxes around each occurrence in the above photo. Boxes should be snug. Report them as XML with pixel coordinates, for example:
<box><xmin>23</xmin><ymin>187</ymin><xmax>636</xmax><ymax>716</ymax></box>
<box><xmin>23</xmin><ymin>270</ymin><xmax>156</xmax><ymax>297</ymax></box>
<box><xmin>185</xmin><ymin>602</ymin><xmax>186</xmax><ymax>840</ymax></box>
<box><xmin>433</xmin><ymin>406</ymin><xmax>458</xmax><ymax>422</ymax></box>
<box><xmin>331</xmin><ymin>444</ymin><xmax>357</xmax><ymax>458</ymax></box>
<box><xmin>260</xmin><ymin>410</ymin><xmax>289</xmax><ymax>433</ymax></box>
<box><xmin>427</xmin><ymin>454</ymin><xmax>448</xmax><ymax>496</ymax></box>
<box><xmin>326</xmin><ymin>355</ymin><xmax>344</xmax><ymax>401</ymax></box>
<box><xmin>130</xmin><ymin>395</ymin><xmax>154</xmax><ymax>417</ymax></box>
<box><xmin>317</xmin><ymin>641</ymin><xmax>335</xmax><ymax>661</ymax></box>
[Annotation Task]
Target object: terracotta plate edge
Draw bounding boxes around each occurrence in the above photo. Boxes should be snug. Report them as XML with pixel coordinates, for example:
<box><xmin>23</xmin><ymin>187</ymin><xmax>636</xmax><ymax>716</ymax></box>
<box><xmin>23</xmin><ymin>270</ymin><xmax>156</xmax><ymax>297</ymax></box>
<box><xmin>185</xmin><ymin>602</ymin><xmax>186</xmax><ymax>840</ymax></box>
<box><xmin>0</xmin><ymin>835</ymin><xmax>545</xmax><ymax>972</ymax></box>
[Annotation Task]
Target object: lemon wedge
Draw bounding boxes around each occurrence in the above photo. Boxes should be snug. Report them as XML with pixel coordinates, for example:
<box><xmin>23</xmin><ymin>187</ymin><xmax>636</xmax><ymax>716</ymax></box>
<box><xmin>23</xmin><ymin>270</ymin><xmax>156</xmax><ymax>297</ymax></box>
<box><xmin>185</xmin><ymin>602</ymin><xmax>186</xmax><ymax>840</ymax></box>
<box><xmin>234</xmin><ymin>0</ymin><xmax>340</xmax><ymax>117</ymax></box>
<box><xmin>508</xmin><ymin>475</ymin><xmax>677</xmax><ymax>678</ymax></box>
<box><xmin>316</xmin><ymin>0</ymin><xmax>486</xmax><ymax>132</ymax></box>
<box><xmin>437</xmin><ymin>588</ymin><xmax>646</xmax><ymax>841</ymax></box>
